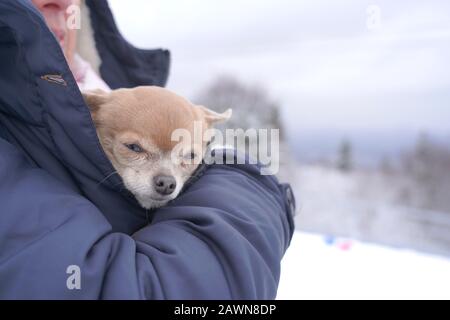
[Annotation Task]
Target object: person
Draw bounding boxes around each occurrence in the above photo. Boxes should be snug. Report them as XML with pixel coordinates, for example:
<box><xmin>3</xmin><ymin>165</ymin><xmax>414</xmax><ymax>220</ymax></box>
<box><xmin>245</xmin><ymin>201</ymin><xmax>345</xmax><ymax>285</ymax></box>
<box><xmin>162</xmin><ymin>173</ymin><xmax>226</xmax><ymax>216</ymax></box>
<box><xmin>0</xmin><ymin>0</ymin><xmax>295</xmax><ymax>299</ymax></box>
<box><xmin>32</xmin><ymin>0</ymin><xmax>110</xmax><ymax>91</ymax></box>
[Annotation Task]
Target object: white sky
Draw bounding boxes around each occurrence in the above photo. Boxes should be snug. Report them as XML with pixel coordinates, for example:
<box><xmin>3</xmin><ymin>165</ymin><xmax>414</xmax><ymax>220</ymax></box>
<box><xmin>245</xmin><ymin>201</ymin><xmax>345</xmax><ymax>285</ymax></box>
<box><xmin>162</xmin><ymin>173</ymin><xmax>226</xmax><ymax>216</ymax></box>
<box><xmin>108</xmin><ymin>0</ymin><xmax>450</xmax><ymax>134</ymax></box>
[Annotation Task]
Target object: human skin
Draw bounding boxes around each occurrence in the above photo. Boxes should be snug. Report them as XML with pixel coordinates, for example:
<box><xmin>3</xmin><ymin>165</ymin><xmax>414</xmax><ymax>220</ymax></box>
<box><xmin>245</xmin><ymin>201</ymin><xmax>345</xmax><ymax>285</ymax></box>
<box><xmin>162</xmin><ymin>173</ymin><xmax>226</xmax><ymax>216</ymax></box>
<box><xmin>31</xmin><ymin>0</ymin><xmax>79</xmax><ymax>68</ymax></box>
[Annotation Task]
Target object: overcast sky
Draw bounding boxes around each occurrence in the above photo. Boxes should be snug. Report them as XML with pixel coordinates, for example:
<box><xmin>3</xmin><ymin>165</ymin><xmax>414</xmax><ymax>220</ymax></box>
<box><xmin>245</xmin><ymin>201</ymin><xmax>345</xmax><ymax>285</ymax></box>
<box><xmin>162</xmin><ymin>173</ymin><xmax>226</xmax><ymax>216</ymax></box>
<box><xmin>109</xmin><ymin>0</ymin><xmax>450</xmax><ymax>136</ymax></box>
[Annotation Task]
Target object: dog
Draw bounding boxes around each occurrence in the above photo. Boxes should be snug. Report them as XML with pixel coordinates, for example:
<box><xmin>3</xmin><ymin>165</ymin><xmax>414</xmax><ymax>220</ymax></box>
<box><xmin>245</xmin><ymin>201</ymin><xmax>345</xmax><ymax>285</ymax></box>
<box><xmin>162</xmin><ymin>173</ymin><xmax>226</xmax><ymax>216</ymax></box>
<box><xmin>82</xmin><ymin>86</ymin><xmax>231</xmax><ymax>209</ymax></box>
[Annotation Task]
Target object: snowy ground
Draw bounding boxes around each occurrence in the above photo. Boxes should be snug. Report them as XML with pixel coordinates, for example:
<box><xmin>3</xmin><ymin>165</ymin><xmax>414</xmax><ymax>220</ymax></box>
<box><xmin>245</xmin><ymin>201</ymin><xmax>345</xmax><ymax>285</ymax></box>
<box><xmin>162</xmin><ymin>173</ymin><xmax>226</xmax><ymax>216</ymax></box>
<box><xmin>277</xmin><ymin>232</ymin><xmax>450</xmax><ymax>300</ymax></box>
<box><xmin>289</xmin><ymin>165</ymin><xmax>450</xmax><ymax>256</ymax></box>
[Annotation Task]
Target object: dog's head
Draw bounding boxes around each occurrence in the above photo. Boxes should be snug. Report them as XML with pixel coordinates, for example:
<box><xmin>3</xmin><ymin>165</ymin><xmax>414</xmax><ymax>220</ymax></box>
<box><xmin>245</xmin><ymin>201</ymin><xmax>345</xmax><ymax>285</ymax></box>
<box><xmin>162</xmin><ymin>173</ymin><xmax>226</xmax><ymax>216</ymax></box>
<box><xmin>83</xmin><ymin>86</ymin><xmax>231</xmax><ymax>209</ymax></box>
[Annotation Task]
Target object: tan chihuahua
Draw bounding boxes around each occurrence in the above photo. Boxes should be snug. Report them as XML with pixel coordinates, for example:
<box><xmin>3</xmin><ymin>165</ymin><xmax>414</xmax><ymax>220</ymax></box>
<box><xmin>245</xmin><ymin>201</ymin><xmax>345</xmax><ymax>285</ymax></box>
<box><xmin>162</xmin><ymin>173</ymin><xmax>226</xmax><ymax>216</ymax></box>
<box><xmin>83</xmin><ymin>86</ymin><xmax>231</xmax><ymax>209</ymax></box>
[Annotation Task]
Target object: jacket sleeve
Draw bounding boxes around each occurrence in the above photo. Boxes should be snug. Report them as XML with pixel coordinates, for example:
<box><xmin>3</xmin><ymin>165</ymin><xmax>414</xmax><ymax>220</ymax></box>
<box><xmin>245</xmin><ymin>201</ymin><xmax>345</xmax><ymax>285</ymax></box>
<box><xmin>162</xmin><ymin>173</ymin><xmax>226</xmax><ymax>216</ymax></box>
<box><xmin>0</xmin><ymin>139</ymin><xmax>294</xmax><ymax>299</ymax></box>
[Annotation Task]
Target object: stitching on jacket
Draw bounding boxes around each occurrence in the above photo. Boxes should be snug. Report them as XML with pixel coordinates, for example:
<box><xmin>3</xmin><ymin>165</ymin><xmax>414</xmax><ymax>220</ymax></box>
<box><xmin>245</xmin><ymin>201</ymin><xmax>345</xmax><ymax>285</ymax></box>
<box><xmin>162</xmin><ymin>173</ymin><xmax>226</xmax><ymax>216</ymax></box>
<box><xmin>40</xmin><ymin>74</ymin><xmax>67</xmax><ymax>86</ymax></box>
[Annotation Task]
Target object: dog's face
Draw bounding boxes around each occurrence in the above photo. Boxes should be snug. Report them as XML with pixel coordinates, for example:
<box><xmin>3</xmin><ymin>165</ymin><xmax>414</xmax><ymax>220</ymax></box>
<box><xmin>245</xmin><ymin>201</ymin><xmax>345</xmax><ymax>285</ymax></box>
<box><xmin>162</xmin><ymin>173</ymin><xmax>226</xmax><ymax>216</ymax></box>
<box><xmin>83</xmin><ymin>86</ymin><xmax>231</xmax><ymax>209</ymax></box>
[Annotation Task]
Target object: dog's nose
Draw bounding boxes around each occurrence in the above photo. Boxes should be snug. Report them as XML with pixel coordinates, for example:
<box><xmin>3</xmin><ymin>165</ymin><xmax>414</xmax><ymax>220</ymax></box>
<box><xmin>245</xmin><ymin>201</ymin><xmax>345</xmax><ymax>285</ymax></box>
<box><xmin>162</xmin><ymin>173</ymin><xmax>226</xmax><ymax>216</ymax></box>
<box><xmin>153</xmin><ymin>175</ymin><xmax>177</xmax><ymax>196</ymax></box>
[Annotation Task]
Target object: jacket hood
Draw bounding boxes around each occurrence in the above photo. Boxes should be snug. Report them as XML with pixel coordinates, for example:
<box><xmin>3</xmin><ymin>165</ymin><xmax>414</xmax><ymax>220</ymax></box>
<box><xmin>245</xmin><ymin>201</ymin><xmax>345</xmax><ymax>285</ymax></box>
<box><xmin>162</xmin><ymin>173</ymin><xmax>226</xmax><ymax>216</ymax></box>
<box><xmin>0</xmin><ymin>0</ymin><xmax>169</xmax><ymax>232</ymax></box>
<box><xmin>84</xmin><ymin>0</ymin><xmax>170</xmax><ymax>89</ymax></box>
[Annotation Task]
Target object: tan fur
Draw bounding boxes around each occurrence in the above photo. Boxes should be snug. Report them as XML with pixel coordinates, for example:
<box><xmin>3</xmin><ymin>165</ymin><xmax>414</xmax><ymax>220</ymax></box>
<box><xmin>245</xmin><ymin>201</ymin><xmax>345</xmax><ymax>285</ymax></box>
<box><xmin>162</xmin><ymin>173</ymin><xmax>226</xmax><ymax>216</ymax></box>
<box><xmin>82</xmin><ymin>86</ymin><xmax>231</xmax><ymax>209</ymax></box>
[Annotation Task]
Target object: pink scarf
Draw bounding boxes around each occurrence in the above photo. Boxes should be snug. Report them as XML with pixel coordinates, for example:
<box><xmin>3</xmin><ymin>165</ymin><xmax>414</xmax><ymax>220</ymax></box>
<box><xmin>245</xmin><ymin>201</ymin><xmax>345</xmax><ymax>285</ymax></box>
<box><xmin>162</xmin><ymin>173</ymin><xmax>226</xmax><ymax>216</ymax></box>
<box><xmin>71</xmin><ymin>54</ymin><xmax>111</xmax><ymax>92</ymax></box>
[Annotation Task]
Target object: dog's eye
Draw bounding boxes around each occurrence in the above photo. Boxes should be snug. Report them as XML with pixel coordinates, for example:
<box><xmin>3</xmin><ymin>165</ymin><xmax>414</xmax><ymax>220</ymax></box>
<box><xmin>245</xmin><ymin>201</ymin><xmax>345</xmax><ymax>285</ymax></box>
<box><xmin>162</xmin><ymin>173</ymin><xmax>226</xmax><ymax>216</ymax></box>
<box><xmin>125</xmin><ymin>143</ymin><xmax>144</xmax><ymax>153</ymax></box>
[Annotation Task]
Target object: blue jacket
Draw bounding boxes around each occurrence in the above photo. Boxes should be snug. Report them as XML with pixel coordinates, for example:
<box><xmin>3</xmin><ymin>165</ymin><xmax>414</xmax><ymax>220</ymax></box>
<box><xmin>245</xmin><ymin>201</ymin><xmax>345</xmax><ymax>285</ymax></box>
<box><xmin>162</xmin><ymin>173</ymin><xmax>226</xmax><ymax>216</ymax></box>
<box><xmin>0</xmin><ymin>0</ymin><xmax>295</xmax><ymax>299</ymax></box>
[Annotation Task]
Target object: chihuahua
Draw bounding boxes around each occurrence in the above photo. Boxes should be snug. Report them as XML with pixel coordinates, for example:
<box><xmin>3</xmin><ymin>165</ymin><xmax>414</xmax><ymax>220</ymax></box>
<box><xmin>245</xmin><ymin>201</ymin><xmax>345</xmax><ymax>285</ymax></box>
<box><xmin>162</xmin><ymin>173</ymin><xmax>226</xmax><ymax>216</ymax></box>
<box><xmin>82</xmin><ymin>86</ymin><xmax>231</xmax><ymax>209</ymax></box>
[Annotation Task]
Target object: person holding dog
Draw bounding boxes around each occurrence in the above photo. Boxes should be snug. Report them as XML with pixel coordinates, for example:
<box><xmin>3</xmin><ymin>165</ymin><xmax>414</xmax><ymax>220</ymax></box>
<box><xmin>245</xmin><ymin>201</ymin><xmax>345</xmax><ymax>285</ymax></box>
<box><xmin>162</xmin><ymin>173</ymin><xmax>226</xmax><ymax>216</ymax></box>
<box><xmin>0</xmin><ymin>0</ymin><xmax>295</xmax><ymax>299</ymax></box>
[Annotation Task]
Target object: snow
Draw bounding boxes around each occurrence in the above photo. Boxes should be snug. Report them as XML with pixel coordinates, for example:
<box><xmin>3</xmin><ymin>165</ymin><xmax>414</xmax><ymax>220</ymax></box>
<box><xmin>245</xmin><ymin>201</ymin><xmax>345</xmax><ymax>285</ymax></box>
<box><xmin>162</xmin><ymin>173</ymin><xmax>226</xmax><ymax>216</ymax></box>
<box><xmin>291</xmin><ymin>165</ymin><xmax>450</xmax><ymax>256</ymax></box>
<box><xmin>277</xmin><ymin>231</ymin><xmax>450</xmax><ymax>300</ymax></box>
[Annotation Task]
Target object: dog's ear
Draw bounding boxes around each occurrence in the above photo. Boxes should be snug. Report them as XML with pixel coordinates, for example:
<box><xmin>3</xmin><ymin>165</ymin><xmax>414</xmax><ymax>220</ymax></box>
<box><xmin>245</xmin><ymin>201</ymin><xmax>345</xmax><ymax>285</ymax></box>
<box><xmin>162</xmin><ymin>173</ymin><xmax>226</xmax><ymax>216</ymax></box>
<box><xmin>82</xmin><ymin>89</ymin><xmax>109</xmax><ymax>114</ymax></box>
<box><xmin>198</xmin><ymin>105</ymin><xmax>232</xmax><ymax>124</ymax></box>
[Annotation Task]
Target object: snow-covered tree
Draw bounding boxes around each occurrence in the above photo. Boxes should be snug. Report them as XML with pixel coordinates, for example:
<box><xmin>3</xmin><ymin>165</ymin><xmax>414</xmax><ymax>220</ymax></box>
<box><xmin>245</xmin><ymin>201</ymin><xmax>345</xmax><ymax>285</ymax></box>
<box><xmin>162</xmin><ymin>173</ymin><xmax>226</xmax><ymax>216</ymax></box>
<box><xmin>400</xmin><ymin>133</ymin><xmax>450</xmax><ymax>212</ymax></box>
<box><xmin>337</xmin><ymin>139</ymin><xmax>353</xmax><ymax>173</ymax></box>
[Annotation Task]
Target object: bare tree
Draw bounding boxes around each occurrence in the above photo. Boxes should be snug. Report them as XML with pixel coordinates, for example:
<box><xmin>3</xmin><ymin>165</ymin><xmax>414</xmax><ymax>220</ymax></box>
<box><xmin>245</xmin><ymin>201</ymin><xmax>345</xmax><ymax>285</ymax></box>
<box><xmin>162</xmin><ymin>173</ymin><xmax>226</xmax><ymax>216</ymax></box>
<box><xmin>194</xmin><ymin>75</ymin><xmax>296</xmax><ymax>181</ymax></box>
<box><xmin>400</xmin><ymin>133</ymin><xmax>450</xmax><ymax>212</ymax></box>
<box><xmin>379</xmin><ymin>156</ymin><xmax>395</xmax><ymax>175</ymax></box>
<box><xmin>195</xmin><ymin>75</ymin><xmax>284</xmax><ymax>136</ymax></box>
<box><xmin>337</xmin><ymin>139</ymin><xmax>353</xmax><ymax>173</ymax></box>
